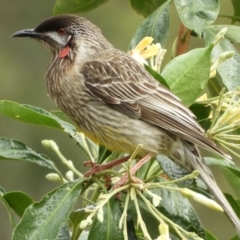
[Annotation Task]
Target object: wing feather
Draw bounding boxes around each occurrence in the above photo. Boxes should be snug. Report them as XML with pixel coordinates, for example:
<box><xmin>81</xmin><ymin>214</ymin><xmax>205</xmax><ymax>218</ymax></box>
<box><xmin>81</xmin><ymin>54</ymin><xmax>227</xmax><ymax>157</ymax></box>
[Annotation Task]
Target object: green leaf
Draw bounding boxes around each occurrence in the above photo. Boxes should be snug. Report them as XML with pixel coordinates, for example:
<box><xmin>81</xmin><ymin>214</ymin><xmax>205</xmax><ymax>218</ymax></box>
<box><xmin>219</xmin><ymin>15</ymin><xmax>240</xmax><ymax>22</ymax></box>
<box><xmin>69</xmin><ymin>209</ymin><xmax>88</xmax><ymax>240</ymax></box>
<box><xmin>126</xmin><ymin>216</ymin><xmax>137</xmax><ymax>240</ymax></box>
<box><xmin>129</xmin><ymin>179</ymin><xmax>205</xmax><ymax>238</ymax></box>
<box><xmin>207</xmin><ymin>76</ymin><xmax>224</xmax><ymax>97</ymax></box>
<box><xmin>0</xmin><ymin>138</ymin><xmax>60</xmax><ymax>173</ymax></box>
<box><xmin>88</xmin><ymin>199</ymin><xmax>124</xmax><ymax>240</ymax></box>
<box><xmin>57</xmin><ymin>225</ymin><xmax>71</xmax><ymax>240</ymax></box>
<box><xmin>4</xmin><ymin>191</ymin><xmax>33</xmax><ymax>218</ymax></box>
<box><xmin>129</xmin><ymin>0</ymin><xmax>170</xmax><ymax>49</ymax></box>
<box><xmin>130</xmin><ymin>0</ymin><xmax>168</xmax><ymax>18</ymax></box>
<box><xmin>128</xmin><ymin>198</ymin><xmax>160</xmax><ymax>238</ymax></box>
<box><xmin>97</xmin><ymin>146</ymin><xmax>113</xmax><ymax>164</ymax></box>
<box><xmin>203</xmin><ymin>29</ymin><xmax>240</xmax><ymax>91</ymax></box>
<box><xmin>190</xmin><ymin>103</ymin><xmax>211</xmax><ymax>121</ymax></box>
<box><xmin>205</xmin><ymin>25</ymin><xmax>240</xmax><ymax>43</ymax></box>
<box><xmin>0</xmin><ymin>101</ymin><xmax>98</xmax><ymax>159</ymax></box>
<box><xmin>144</xmin><ymin>65</ymin><xmax>170</xmax><ymax>89</ymax></box>
<box><xmin>205</xmin><ymin>229</ymin><xmax>218</xmax><ymax>240</ymax></box>
<box><xmin>12</xmin><ymin>179</ymin><xmax>84</xmax><ymax>240</ymax></box>
<box><xmin>0</xmin><ymin>189</ymin><xmax>17</xmax><ymax>227</ymax></box>
<box><xmin>53</xmin><ymin>0</ymin><xmax>109</xmax><ymax>15</ymax></box>
<box><xmin>161</xmin><ymin>45</ymin><xmax>213</xmax><ymax>106</ymax></box>
<box><xmin>190</xmin><ymin>102</ymin><xmax>212</xmax><ymax>131</ymax></box>
<box><xmin>153</xmin><ymin>179</ymin><xmax>205</xmax><ymax>238</ymax></box>
<box><xmin>231</xmin><ymin>0</ymin><xmax>240</xmax><ymax>23</ymax></box>
<box><xmin>156</xmin><ymin>155</ymin><xmax>190</xmax><ymax>181</ymax></box>
<box><xmin>206</xmin><ymin>157</ymin><xmax>240</xmax><ymax>199</ymax></box>
<box><xmin>174</xmin><ymin>0</ymin><xmax>219</xmax><ymax>34</ymax></box>
<box><xmin>221</xmin><ymin>168</ymin><xmax>240</xmax><ymax>200</ymax></box>
<box><xmin>230</xmin><ymin>235</ymin><xmax>240</xmax><ymax>240</ymax></box>
<box><xmin>224</xmin><ymin>193</ymin><xmax>240</xmax><ymax>218</ymax></box>
<box><xmin>205</xmin><ymin>157</ymin><xmax>240</xmax><ymax>179</ymax></box>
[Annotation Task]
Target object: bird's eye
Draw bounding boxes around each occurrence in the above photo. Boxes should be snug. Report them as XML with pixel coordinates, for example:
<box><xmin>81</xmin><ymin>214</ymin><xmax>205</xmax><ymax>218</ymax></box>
<box><xmin>57</xmin><ymin>28</ymin><xmax>66</xmax><ymax>35</ymax></box>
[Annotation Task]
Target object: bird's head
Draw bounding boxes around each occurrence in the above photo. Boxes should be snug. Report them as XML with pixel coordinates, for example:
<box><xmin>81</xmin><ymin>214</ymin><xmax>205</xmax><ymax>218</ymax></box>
<box><xmin>12</xmin><ymin>14</ymin><xmax>112</xmax><ymax>61</ymax></box>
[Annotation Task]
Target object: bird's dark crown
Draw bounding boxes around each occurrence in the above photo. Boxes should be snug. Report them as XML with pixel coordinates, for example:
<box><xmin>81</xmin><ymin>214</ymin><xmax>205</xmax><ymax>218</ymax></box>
<box><xmin>35</xmin><ymin>14</ymin><xmax>81</xmax><ymax>33</ymax></box>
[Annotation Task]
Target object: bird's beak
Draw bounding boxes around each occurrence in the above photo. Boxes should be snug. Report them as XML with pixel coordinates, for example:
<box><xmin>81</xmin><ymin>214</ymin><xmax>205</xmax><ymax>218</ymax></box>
<box><xmin>12</xmin><ymin>29</ymin><xmax>43</xmax><ymax>39</ymax></box>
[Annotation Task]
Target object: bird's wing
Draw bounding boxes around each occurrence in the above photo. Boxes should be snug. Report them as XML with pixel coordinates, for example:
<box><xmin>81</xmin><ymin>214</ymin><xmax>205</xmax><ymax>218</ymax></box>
<box><xmin>81</xmin><ymin>54</ymin><xmax>226</xmax><ymax>157</ymax></box>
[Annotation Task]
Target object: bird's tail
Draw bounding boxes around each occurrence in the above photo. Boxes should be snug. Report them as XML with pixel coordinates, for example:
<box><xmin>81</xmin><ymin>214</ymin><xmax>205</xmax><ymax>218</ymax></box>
<box><xmin>185</xmin><ymin>143</ymin><xmax>240</xmax><ymax>235</ymax></box>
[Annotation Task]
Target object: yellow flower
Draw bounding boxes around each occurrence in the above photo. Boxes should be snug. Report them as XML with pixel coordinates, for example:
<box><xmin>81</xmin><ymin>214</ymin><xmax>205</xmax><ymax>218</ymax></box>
<box><xmin>129</xmin><ymin>37</ymin><xmax>166</xmax><ymax>72</ymax></box>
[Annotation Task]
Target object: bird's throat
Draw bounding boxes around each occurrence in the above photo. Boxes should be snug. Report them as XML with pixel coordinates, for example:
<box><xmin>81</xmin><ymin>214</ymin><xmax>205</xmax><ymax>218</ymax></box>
<box><xmin>59</xmin><ymin>46</ymin><xmax>70</xmax><ymax>58</ymax></box>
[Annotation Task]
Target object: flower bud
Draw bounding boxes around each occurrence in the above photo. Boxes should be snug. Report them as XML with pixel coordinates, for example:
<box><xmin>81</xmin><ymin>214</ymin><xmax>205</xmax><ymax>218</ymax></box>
<box><xmin>214</xmin><ymin>27</ymin><xmax>228</xmax><ymax>43</ymax></box>
<box><xmin>41</xmin><ymin>140</ymin><xmax>59</xmax><ymax>151</ymax></box>
<box><xmin>97</xmin><ymin>207</ymin><xmax>104</xmax><ymax>223</ymax></box>
<box><xmin>46</xmin><ymin>173</ymin><xmax>61</xmax><ymax>183</ymax></box>
<box><xmin>66</xmin><ymin>170</ymin><xmax>74</xmax><ymax>181</ymax></box>
<box><xmin>79</xmin><ymin>220</ymin><xmax>88</xmax><ymax>229</ymax></box>
<box><xmin>152</xmin><ymin>194</ymin><xmax>162</xmax><ymax>207</ymax></box>
<box><xmin>159</xmin><ymin>222</ymin><xmax>169</xmax><ymax>236</ymax></box>
<box><xmin>180</xmin><ymin>188</ymin><xmax>223</xmax><ymax>212</ymax></box>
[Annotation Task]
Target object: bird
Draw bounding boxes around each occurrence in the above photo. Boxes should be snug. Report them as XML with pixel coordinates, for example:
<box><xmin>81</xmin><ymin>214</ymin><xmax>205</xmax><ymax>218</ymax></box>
<box><xmin>12</xmin><ymin>14</ymin><xmax>240</xmax><ymax>233</ymax></box>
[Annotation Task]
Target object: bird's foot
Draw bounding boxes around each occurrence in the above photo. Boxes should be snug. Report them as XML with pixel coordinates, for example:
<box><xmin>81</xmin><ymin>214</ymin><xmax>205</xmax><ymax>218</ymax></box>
<box><xmin>113</xmin><ymin>153</ymin><xmax>153</xmax><ymax>189</ymax></box>
<box><xmin>83</xmin><ymin>155</ymin><xmax>130</xmax><ymax>177</ymax></box>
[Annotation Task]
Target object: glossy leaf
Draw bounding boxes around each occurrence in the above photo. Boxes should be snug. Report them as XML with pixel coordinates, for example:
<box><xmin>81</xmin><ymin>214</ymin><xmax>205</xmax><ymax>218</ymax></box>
<box><xmin>203</xmin><ymin>29</ymin><xmax>240</xmax><ymax>91</ymax></box>
<box><xmin>205</xmin><ymin>230</ymin><xmax>218</xmax><ymax>240</ymax></box>
<box><xmin>221</xmin><ymin>168</ymin><xmax>240</xmax><ymax>200</ymax></box>
<box><xmin>205</xmin><ymin>157</ymin><xmax>240</xmax><ymax>178</ymax></box>
<box><xmin>97</xmin><ymin>146</ymin><xmax>113</xmax><ymax>164</ymax></box>
<box><xmin>190</xmin><ymin>103</ymin><xmax>211</xmax><ymax>121</ymax></box>
<box><xmin>57</xmin><ymin>225</ymin><xmax>71</xmax><ymax>240</ymax></box>
<box><xmin>130</xmin><ymin>0</ymin><xmax>167</xmax><ymax>17</ymax></box>
<box><xmin>0</xmin><ymin>138</ymin><xmax>60</xmax><ymax>173</ymax></box>
<box><xmin>0</xmin><ymin>101</ymin><xmax>98</xmax><ymax>159</ymax></box>
<box><xmin>12</xmin><ymin>179</ymin><xmax>84</xmax><ymax>240</ymax></box>
<box><xmin>230</xmin><ymin>235</ymin><xmax>240</xmax><ymax>240</ymax></box>
<box><xmin>88</xmin><ymin>198</ymin><xmax>124</xmax><ymax>240</ymax></box>
<box><xmin>161</xmin><ymin>45</ymin><xmax>213</xmax><ymax>106</ymax></box>
<box><xmin>206</xmin><ymin>157</ymin><xmax>240</xmax><ymax>199</ymax></box>
<box><xmin>189</xmin><ymin>102</ymin><xmax>212</xmax><ymax>133</ymax></box>
<box><xmin>53</xmin><ymin>0</ymin><xmax>109</xmax><ymax>15</ymax></box>
<box><xmin>129</xmin><ymin>178</ymin><xmax>205</xmax><ymax>238</ymax></box>
<box><xmin>4</xmin><ymin>191</ymin><xmax>33</xmax><ymax>218</ymax></box>
<box><xmin>174</xmin><ymin>0</ymin><xmax>219</xmax><ymax>34</ymax></box>
<box><xmin>219</xmin><ymin>15</ymin><xmax>240</xmax><ymax>22</ymax></box>
<box><xmin>224</xmin><ymin>193</ymin><xmax>240</xmax><ymax>218</ymax></box>
<box><xmin>129</xmin><ymin>0</ymin><xmax>170</xmax><ymax>50</ymax></box>
<box><xmin>205</xmin><ymin>25</ymin><xmax>240</xmax><ymax>43</ymax></box>
<box><xmin>207</xmin><ymin>76</ymin><xmax>224</xmax><ymax>97</ymax></box>
<box><xmin>69</xmin><ymin>209</ymin><xmax>88</xmax><ymax>240</ymax></box>
<box><xmin>156</xmin><ymin>155</ymin><xmax>190</xmax><ymax>181</ymax></box>
<box><xmin>126</xmin><ymin>216</ymin><xmax>137</xmax><ymax>240</ymax></box>
<box><xmin>231</xmin><ymin>0</ymin><xmax>240</xmax><ymax>23</ymax></box>
<box><xmin>0</xmin><ymin>189</ymin><xmax>17</xmax><ymax>227</ymax></box>
<box><xmin>153</xmin><ymin>179</ymin><xmax>205</xmax><ymax>238</ymax></box>
<box><xmin>127</xmin><ymin>198</ymin><xmax>160</xmax><ymax>238</ymax></box>
<box><xmin>145</xmin><ymin>65</ymin><xmax>170</xmax><ymax>89</ymax></box>
<box><xmin>157</xmin><ymin>155</ymin><xmax>211</xmax><ymax>198</ymax></box>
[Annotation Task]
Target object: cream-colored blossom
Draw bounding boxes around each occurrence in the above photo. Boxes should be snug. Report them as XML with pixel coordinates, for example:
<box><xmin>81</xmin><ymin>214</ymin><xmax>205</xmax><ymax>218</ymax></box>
<box><xmin>180</xmin><ymin>188</ymin><xmax>223</xmax><ymax>212</ymax></box>
<box><xmin>196</xmin><ymin>88</ymin><xmax>240</xmax><ymax>158</ymax></box>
